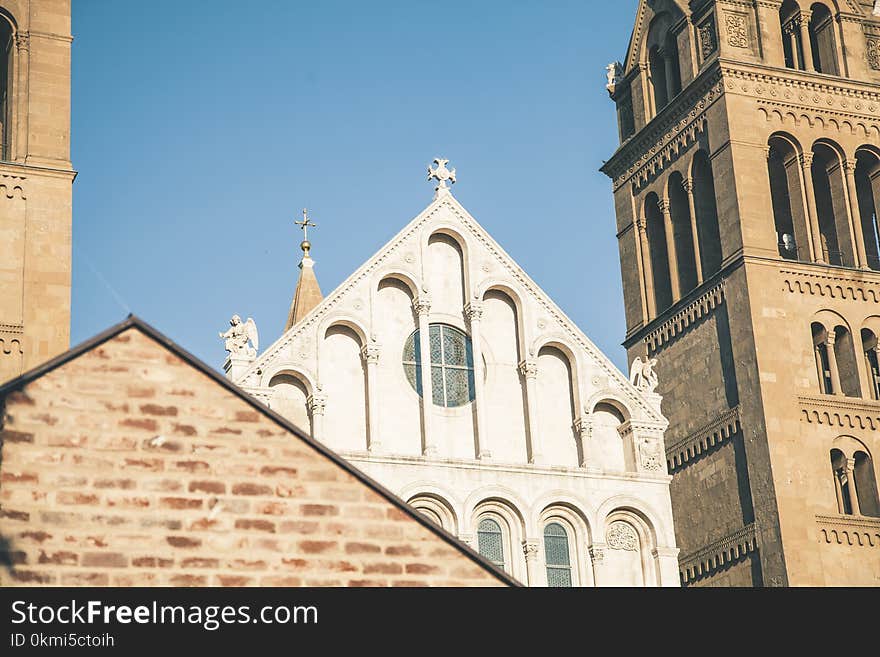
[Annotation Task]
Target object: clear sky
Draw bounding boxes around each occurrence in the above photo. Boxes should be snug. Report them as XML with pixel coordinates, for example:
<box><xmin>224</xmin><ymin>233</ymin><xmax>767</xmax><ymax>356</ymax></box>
<box><xmin>70</xmin><ymin>0</ymin><xmax>638</xmax><ymax>372</ymax></box>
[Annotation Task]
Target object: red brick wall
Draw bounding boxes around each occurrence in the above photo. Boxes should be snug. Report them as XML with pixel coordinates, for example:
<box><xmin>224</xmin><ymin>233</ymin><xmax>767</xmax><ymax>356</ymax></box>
<box><xmin>0</xmin><ymin>327</ymin><xmax>506</xmax><ymax>586</ymax></box>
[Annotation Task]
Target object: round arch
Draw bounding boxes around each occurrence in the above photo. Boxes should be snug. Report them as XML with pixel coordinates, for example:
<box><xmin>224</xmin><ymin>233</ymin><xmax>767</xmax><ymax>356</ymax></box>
<box><xmin>375</xmin><ymin>269</ymin><xmax>420</xmax><ymax>299</ymax></box>
<box><xmin>260</xmin><ymin>363</ymin><xmax>317</xmax><ymax>394</ymax></box>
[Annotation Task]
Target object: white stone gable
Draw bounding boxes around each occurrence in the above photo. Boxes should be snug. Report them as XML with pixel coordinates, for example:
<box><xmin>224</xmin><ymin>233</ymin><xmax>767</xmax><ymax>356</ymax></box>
<box><xmin>238</xmin><ymin>192</ymin><xmax>665</xmax><ymax>426</ymax></box>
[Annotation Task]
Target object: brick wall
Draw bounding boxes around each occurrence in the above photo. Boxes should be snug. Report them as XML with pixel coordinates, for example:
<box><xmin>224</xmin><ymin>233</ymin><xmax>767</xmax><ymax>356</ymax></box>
<box><xmin>0</xmin><ymin>324</ymin><xmax>509</xmax><ymax>587</ymax></box>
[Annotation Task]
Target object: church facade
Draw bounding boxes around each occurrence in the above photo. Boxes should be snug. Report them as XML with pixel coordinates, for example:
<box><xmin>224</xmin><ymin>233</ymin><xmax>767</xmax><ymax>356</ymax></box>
<box><xmin>229</xmin><ymin>166</ymin><xmax>681</xmax><ymax>587</ymax></box>
<box><xmin>602</xmin><ymin>0</ymin><xmax>880</xmax><ymax>586</ymax></box>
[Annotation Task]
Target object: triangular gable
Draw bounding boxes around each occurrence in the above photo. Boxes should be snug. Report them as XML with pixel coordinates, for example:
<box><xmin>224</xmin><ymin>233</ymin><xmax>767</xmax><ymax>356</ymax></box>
<box><xmin>0</xmin><ymin>315</ymin><xmax>519</xmax><ymax>587</ymax></box>
<box><xmin>241</xmin><ymin>194</ymin><xmax>666</xmax><ymax>425</ymax></box>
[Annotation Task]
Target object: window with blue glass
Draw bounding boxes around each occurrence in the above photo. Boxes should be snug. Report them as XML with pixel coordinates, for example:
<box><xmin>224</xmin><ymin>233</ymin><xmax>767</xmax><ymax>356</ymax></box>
<box><xmin>544</xmin><ymin>522</ymin><xmax>573</xmax><ymax>587</ymax></box>
<box><xmin>402</xmin><ymin>324</ymin><xmax>475</xmax><ymax>407</ymax></box>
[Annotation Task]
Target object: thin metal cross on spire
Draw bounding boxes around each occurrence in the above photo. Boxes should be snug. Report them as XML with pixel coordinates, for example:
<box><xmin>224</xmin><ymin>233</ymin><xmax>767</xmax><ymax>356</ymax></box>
<box><xmin>295</xmin><ymin>208</ymin><xmax>317</xmax><ymax>242</ymax></box>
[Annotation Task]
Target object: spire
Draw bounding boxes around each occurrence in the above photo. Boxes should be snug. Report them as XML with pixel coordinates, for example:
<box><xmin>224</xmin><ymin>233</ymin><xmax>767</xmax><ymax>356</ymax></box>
<box><xmin>285</xmin><ymin>209</ymin><xmax>324</xmax><ymax>332</ymax></box>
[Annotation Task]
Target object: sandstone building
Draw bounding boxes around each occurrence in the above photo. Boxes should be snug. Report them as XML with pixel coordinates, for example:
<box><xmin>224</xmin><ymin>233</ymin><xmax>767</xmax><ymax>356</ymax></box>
<box><xmin>228</xmin><ymin>166</ymin><xmax>681</xmax><ymax>587</ymax></box>
<box><xmin>0</xmin><ymin>317</ymin><xmax>514</xmax><ymax>587</ymax></box>
<box><xmin>602</xmin><ymin>0</ymin><xmax>880</xmax><ymax>585</ymax></box>
<box><xmin>0</xmin><ymin>0</ymin><xmax>75</xmax><ymax>384</ymax></box>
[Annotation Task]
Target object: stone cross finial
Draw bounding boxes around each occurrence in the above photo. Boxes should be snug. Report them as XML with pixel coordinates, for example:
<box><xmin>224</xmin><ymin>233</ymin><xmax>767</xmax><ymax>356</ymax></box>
<box><xmin>427</xmin><ymin>158</ymin><xmax>456</xmax><ymax>197</ymax></box>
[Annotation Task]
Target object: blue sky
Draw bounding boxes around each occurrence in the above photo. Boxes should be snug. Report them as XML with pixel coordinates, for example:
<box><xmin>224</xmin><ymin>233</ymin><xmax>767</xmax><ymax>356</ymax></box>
<box><xmin>70</xmin><ymin>0</ymin><xmax>638</xmax><ymax>371</ymax></box>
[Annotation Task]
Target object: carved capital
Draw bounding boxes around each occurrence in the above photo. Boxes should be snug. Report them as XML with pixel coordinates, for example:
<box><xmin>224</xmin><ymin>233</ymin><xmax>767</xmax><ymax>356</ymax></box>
<box><xmin>412</xmin><ymin>296</ymin><xmax>431</xmax><ymax>317</ymax></box>
<box><xmin>464</xmin><ymin>301</ymin><xmax>484</xmax><ymax>324</ymax></box>
<box><xmin>518</xmin><ymin>359</ymin><xmax>538</xmax><ymax>379</ymax></box>
<box><xmin>635</xmin><ymin>215</ymin><xmax>647</xmax><ymax>233</ymax></box>
<box><xmin>307</xmin><ymin>393</ymin><xmax>327</xmax><ymax>416</ymax></box>
<box><xmin>843</xmin><ymin>159</ymin><xmax>858</xmax><ymax>174</ymax></box>
<box><xmin>682</xmin><ymin>177</ymin><xmax>695</xmax><ymax>194</ymax></box>
<box><xmin>799</xmin><ymin>152</ymin><xmax>813</xmax><ymax>169</ymax></box>
<box><xmin>845</xmin><ymin>457</ymin><xmax>856</xmax><ymax>473</ymax></box>
<box><xmin>657</xmin><ymin>198</ymin><xmax>671</xmax><ymax>214</ymax></box>
<box><xmin>15</xmin><ymin>32</ymin><xmax>29</xmax><ymax>53</ymax></box>
<box><xmin>522</xmin><ymin>540</ymin><xmax>540</xmax><ymax>560</ymax></box>
<box><xmin>574</xmin><ymin>416</ymin><xmax>592</xmax><ymax>439</ymax></box>
<box><xmin>589</xmin><ymin>545</ymin><xmax>606</xmax><ymax>563</ymax></box>
<box><xmin>361</xmin><ymin>344</ymin><xmax>381</xmax><ymax>365</ymax></box>
<box><xmin>826</xmin><ymin>329</ymin><xmax>837</xmax><ymax>346</ymax></box>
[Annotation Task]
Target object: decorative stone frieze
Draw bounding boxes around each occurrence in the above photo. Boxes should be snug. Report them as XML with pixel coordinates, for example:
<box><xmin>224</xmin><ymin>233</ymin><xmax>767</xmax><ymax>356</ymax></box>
<box><xmin>666</xmin><ymin>406</ymin><xmax>742</xmax><ymax>471</ymax></box>
<box><xmin>643</xmin><ymin>281</ymin><xmax>725</xmax><ymax>354</ymax></box>
<box><xmin>678</xmin><ymin>523</ymin><xmax>758</xmax><ymax>584</ymax></box>
<box><xmin>816</xmin><ymin>515</ymin><xmax>880</xmax><ymax>547</ymax></box>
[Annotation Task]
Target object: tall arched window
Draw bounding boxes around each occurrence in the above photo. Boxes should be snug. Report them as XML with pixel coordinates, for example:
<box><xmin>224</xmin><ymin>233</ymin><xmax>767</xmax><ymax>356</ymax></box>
<box><xmin>0</xmin><ymin>15</ymin><xmax>13</xmax><ymax>161</ymax></box>
<box><xmin>692</xmin><ymin>151</ymin><xmax>723</xmax><ymax>277</ymax></box>
<box><xmin>644</xmin><ymin>193</ymin><xmax>673</xmax><ymax>312</ymax></box>
<box><xmin>833</xmin><ymin>324</ymin><xmax>861</xmax><ymax>397</ymax></box>
<box><xmin>807</xmin><ymin>3</ymin><xmax>839</xmax><ymax>75</ymax></box>
<box><xmin>645</xmin><ymin>13</ymin><xmax>683</xmax><ymax>116</ymax></box>
<box><xmin>812</xmin><ymin>322</ymin><xmax>835</xmax><ymax>394</ymax></box>
<box><xmin>854</xmin><ymin>148</ymin><xmax>880</xmax><ymax>271</ymax></box>
<box><xmin>780</xmin><ymin>0</ymin><xmax>805</xmax><ymax>70</ymax></box>
<box><xmin>862</xmin><ymin>328</ymin><xmax>880</xmax><ymax>401</ymax></box>
<box><xmin>476</xmin><ymin>518</ymin><xmax>506</xmax><ymax>569</ymax></box>
<box><xmin>768</xmin><ymin>134</ymin><xmax>810</xmax><ymax>261</ymax></box>
<box><xmin>543</xmin><ymin>522</ymin><xmax>573</xmax><ymax>587</ymax></box>
<box><xmin>812</xmin><ymin>142</ymin><xmax>853</xmax><ymax>267</ymax></box>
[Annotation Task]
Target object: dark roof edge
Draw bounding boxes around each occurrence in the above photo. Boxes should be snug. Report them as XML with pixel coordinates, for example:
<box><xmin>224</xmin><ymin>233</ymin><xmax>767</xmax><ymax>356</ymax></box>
<box><xmin>0</xmin><ymin>315</ymin><xmax>521</xmax><ymax>587</ymax></box>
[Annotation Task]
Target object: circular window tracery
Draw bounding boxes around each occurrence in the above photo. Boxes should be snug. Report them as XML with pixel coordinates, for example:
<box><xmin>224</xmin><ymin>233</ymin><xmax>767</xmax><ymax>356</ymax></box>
<box><xmin>402</xmin><ymin>324</ymin><xmax>475</xmax><ymax>408</ymax></box>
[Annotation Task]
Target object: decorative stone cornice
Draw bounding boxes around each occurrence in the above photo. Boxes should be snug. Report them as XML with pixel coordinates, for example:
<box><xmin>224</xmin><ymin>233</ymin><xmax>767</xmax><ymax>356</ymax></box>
<box><xmin>644</xmin><ymin>281</ymin><xmax>725</xmax><ymax>354</ymax></box>
<box><xmin>798</xmin><ymin>395</ymin><xmax>880</xmax><ymax>431</ymax></box>
<box><xmin>666</xmin><ymin>406</ymin><xmax>742</xmax><ymax>471</ymax></box>
<box><xmin>816</xmin><ymin>515</ymin><xmax>880</xmax><ymax>547</ymax></box>
<box><xmin>679</xmin><ymin>522</ymin><xmax>758</xmax><ymax>584</ymax></box>
<box><xmin>782</xmin><ymin>268</ymin><xmax>880</xmax><ymax>303</ymax></box>
<box><xmin>0</xmin><ymin>323</ymin><xmax>24</xmax><ymax>335</ymax></box>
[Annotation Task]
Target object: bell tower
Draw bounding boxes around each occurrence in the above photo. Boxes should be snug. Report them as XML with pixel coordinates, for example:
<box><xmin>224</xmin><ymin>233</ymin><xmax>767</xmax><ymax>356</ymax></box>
<box><xmin>0</xmin><ymin>0</ymin><xmax>75</xmax><ymax>383</ymax></box>
<box><xmin>602</xmin><ymin>0</ymin><xmax>880</xmax><ymax>586</ymax></box>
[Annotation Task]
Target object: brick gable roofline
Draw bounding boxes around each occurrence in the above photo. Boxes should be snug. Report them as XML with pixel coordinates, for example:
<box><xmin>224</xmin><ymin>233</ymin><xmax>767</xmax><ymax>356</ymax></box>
<box><xmin>0</xmin><ymin>314</ymin><xmax>520</xmax><ymax>587</ymax></box>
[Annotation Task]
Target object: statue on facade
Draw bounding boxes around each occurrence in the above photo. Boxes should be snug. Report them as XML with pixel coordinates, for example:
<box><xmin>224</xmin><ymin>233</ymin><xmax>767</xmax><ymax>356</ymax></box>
<box><xmin>605</xmin><ymin>61</ymin><xmax>623</xmax><ymax>93</ymax></box>
<box><xmin>629</xmin><ymin>356</ymin><xmax>659</xmax><ymax>393</ymax></box>
<box><xmin>219</xmin><ymin>314</ymin><xmax>259</xmax><ymax>359</ymax></box>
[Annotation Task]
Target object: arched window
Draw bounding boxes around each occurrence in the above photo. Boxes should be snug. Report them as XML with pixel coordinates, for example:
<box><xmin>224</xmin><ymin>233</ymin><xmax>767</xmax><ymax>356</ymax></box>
<box><xmin>476</xmin><ymin>518</ymin><xmax>505</xmax><ymax>569</ymax></box>
<box><xmin>543</xmin><ymin>522</ymin><xmax>573</xmax><ymax>587</ymax></box>
<box><xmin>862</xmin><ymin>328</ymin><xmax>880</xmax><ymax>401</ymax></box>
<box><xmin>668</xmin><ymin>172</ymin><xmax>698</xmax><ymax>293</ymax></box>
<box><xmin>780</xmin><ymin>1</ymin><xmax>805</xmax><ymax>70</ymax></box>
<box><xmin>854</xmin><ymin>148</ymin><xmax>880</xmax><ymax>271</ymax></box>
<box><xmin>0</xmin><ymin>15</ymin><xmax>13</xmax><ymax>161</ymax></box>
<box><xmin>812</xmin><ymin>142</ymin><xmax>853</xmax><ymax>267</ymax></box>
<box><xmin>644</xmin><ymin>193</ymin><xmax>673</xmax><ymax>312</ymax></box>
<box><xmin>831</xmin><ymin>441</ymin><xmax>880</xmax><ymax>518</ymax></box>
<box><xmin>692</xmin><ymin>151</ymin><xmax>723</xmax><ymax>277</ymax></box>
<box><xmin>403</xmin><ymin>324</ymin><xmax>475</xmax><ymax>408</ymax></box>
<box><xmin>768</xmin><ymin>135</ymin><xmax>809</xmax><ymax>261</ymax></box>
<box><xmin>812</xmin><ymin>322</ymin><xmax>835</xmax><ymax>394</ymax></box>
<box><xmin>807</xmin><ymin>3</ymin><xmax>839</xmax><ymax>75</ymax></box>
<box><xmin>645</xmin><ymin>14</ymin><xmax>682</xmax><ymax>116</ymax></box>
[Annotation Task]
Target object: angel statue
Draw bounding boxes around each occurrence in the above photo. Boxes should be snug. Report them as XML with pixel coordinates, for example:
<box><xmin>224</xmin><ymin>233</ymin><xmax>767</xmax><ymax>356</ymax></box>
<box><xmin>219</xmin><ymin>314</ymin><xmax>259</xmax><ymax>359</ymax></box>
<box><xmin>629</xmin><ymin>356</ymin><xmax>659</xmax><ymax>393</ymax></box>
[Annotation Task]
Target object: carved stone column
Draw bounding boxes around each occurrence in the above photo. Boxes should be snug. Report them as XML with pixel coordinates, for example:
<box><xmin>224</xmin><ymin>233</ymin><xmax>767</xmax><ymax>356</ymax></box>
<box><xmin>683</xmin><ymin>177</ymin><xmax>704</xmax><ymax>285</ymax></box>
<box><xmin>522</xmin><ymin>540</ymin><xmax>542</xmax><ymax>587</ymax></box>
<box><xmin>797</xmin><ymin>13</ymin><xmax>815</xmax><ymax>72</ymax></box>
<box><xmin>636</xmin><ymin>216</ymin><xmax>657</xmax><ymax>320</ymax></box>
<box><xmin>844</xmin><ymin>159</ymin><xmax>869</xmax><ymax>269</ymax></box>
<box><xmin>519</xmin><ymin>359</ymin><xmax>543</xmax><ymax>464</ymax></box>
<box><xmin>845</xmin><ymin>457</ymin><xmax>861</xmax><ymax>516</ymax></box>
<box><xmin>659</xmin><ymin>197</ymin><xmax>681</xmax><ymax>302</ymax></box>
<box><xmin>798</xmin><ymin>152</ymin><xmax>824</xmax><ymax>262</ymax></box>
<box><xmin>825</xmin><ymin>330</ymin><xmax>843</xmax><ymax>396</ymax></box>
<box><xmin>465</xmin><ymin>301</ymin><xmax>490</xmax><ymax>459</ymax></box>
<box><xmin>307</xmin><ymin>393</ymin><xmax>327</xmax><ymax>441</ymax></box>
<box><xmin>589</xmin><ymin>544</ymin><xmax>607</xmax><ymax>587</ymax></box>
<box><xmin>361</xmin><ymin>343</ymin><xmax>381</xmax><ymax>452</ymax></box>
<box><xmin>833</xmin><ymin>467</ymin><xmax>846</xmax><ymax>513</ymax></box>
<box><xmin>574</xmin><ymin>416</ymin><xmax>592</xmax><ymax>468</ymax></box>
<box><xmin>413</xmin><ymin>296</ymin><xmax>436</xmax><ymax>456</ymax></box>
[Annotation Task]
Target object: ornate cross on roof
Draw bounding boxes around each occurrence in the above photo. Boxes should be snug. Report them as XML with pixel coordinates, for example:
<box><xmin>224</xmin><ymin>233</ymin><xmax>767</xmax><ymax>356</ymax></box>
<box><xmin>295</xmin><ymin>208</ymin><xmax>317</xmax><ymax>242</ymax></box>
